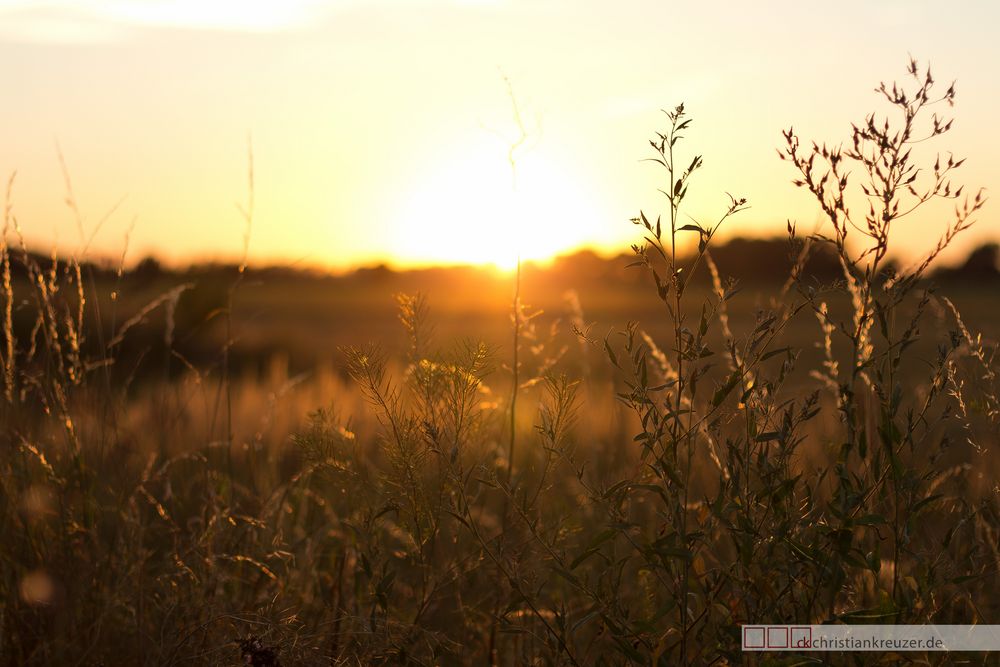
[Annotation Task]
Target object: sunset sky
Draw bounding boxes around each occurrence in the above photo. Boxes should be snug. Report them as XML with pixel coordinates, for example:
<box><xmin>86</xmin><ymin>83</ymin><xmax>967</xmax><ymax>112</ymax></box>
<box><xmin>0</xmin><ymin>0</ymin><xmax>997</xmax><ymax>270</ymax></box>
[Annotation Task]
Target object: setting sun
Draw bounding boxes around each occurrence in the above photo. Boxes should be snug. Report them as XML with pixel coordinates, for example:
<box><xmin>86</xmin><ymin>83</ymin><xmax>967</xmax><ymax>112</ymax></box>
<box><xmin>389</xmin><ymin>139</ymin><xmax>607</xmax><ymax>269</ymax></box>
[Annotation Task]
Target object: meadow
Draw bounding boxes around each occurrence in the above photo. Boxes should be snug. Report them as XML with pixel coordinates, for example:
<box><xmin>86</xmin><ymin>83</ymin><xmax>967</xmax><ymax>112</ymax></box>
<box><xmin>2</xmin><ymin>61</ymin><xmax>999</xmax><ymax>665</ymax></box>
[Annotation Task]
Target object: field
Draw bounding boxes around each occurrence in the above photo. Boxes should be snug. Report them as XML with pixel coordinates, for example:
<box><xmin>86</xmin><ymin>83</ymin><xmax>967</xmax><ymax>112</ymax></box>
<box><xmin>2</xmin><ymin>64</ymin><xmax>1000</xmax><ymax>666</ymax></box>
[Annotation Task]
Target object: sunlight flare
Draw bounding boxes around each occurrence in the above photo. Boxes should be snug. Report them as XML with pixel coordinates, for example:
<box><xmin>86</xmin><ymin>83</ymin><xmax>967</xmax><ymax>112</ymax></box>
<box><xmin>390</xmin><ymin>144</ymin><xmax>605</xmax><ymax>269</ymax></box>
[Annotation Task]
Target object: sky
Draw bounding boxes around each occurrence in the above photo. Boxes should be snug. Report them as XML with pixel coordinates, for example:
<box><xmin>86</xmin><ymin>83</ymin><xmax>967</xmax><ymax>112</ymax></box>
<box><xmin>0</xmin><ymin>0</ymin><xmax>997</xmax><ymax>271</ymax></box>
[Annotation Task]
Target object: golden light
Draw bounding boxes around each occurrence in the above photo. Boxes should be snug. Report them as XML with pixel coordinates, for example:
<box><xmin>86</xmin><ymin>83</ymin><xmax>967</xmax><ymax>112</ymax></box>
<box><xmin>20</xmin><ymin>570</ymin><xmax>55</xmax><ymax>606</ymax></box>
<box><xmin>389</xmin><ymin>142</ymin><xmax>607</xmax><ymax>270</ymax></box>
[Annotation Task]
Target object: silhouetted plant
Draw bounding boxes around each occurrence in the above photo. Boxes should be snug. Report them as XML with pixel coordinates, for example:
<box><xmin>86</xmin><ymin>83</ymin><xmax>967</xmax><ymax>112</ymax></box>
<box><xmin>0</xmin><ymin>59</ymin><xmax>996</xmax><ymax>667</ymax></box>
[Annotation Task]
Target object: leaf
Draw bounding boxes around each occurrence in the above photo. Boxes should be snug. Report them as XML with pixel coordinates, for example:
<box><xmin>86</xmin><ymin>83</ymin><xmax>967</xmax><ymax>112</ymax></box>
<box><xmin>603</xmin><ymin>479</ymin><xmax>631</xmax><ymax>499</ymax></box>
<box><xmin>570</xmin><ymin>548</ymin><xmax>601</xmax><ymax>570</ymax></box>
<box><xmin>552</xmin><ymin>566</ymin><xmax>580</xmax><ymax>585</ymax></box>
<box><xmin>570</xmin><ymin>607</ymin><xmax>602</xmax><ymax>634</ymax></box>
<box><xmin>444</xmin><ymin>509</ymin><xmax>471</xmax><ymax>529</ymax></box>
<box><xmin>711</xmin><ymin>371</ymin><xmax>741</xmax><ymax>407</ymax></box>
<box><xmin>761</xmin><ymin>346</ymin><xmax>791</xmax><ymax>361</ymax></box>
<box><xmin>587</xmin><ymin>528</ymin><xmax>617</xmax><ymax>549</ymax></box>
<box><xmin>911</xmin><ymin>493</ymin><xmax>943</xmax><ymax>515</ymax></box>
<box><xmin>604</xmin><ymin>339</ymin><xmax>619</xmax><ymax>368</ymax></box>
<box><xmin>652</xmin><ymin>268</ymin><xmax>668</xmax><ymax>301</ymax></box>
<box><xmin>855</xmin><ymin>513</ymin><xmax>887</xmax><ymax>526</ymax></box>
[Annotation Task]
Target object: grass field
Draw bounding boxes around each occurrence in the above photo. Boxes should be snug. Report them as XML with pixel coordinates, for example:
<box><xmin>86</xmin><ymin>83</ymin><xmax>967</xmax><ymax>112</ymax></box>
<box><xmin>2</xmin><ymin>62</ymin><xmax>999</xmax><ymax>666</ymax></box>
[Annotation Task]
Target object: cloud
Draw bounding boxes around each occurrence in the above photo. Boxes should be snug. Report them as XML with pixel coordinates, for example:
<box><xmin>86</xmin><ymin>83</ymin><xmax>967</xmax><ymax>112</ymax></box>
<box><xmin>0</xmin><ymin>5</ymin><xmax>121</xmax><ymax>44</ymax></box>
<box><xmin>0</xmin><ymin>0</ymin><xmax>506</xmax><ymax>43</ymax></box>
<box><xmin>0</xmin><ymin>0</ymin><xmax>336</xmax><ymax>43</ymax></box>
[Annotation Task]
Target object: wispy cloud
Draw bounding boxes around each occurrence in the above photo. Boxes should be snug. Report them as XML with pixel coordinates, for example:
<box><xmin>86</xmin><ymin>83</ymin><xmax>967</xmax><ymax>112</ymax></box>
<box><xmin>0</xmin><ymin>0</ymin><xmax>339</xmax><ymax>43</ymax></box>
<box><xmin>0</xmin><ymin>0</ymin><xmax>505</xmax><ymax>43</ymax></box>
<box><xmin>0</xmin><ymin>4</ymin><xmax>121</xmax><ymax>44</ymax></box>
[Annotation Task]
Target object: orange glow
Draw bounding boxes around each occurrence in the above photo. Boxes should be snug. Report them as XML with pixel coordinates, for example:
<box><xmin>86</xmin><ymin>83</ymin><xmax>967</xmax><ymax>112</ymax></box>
<box><xmin>389</xmin><ymin>141</ymin><xmax>607</xmax><ymax>269</ymax></box>
<box><xmin>0</xmin><ymin>2</ymin><xmax>995</xmax><ymax>269</ymax></box>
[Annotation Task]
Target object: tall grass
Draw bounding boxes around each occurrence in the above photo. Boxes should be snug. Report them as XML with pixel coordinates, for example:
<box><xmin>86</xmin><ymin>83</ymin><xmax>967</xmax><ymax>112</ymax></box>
<box><xmin>0</xmin><ymin>60</ymin><xmax>997</xmax><ymax>665</ymax></box>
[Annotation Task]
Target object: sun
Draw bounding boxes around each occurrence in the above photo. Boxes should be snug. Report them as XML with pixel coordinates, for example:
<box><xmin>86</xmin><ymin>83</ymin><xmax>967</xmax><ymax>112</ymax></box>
<box><xmin>389</xmin><ymin>143</ymin><xmax>606</xmax><ymax>270</ymax></box>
